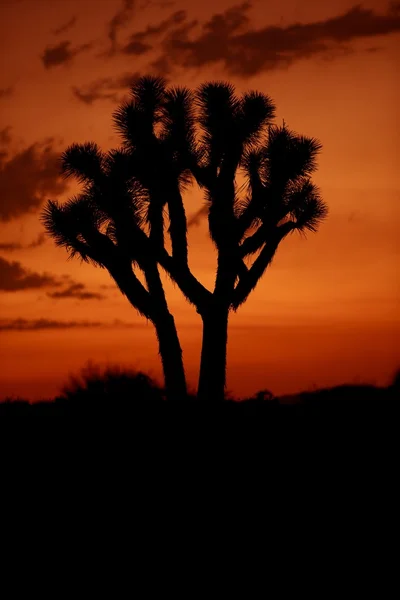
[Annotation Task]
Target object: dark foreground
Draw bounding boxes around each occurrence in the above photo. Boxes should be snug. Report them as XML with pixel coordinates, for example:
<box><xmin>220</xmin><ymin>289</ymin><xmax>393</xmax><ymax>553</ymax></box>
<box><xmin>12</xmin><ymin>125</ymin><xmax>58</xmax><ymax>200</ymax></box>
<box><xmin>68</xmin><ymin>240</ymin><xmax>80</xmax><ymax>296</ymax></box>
<box><xmin>1</xmin><ymin>366</ymin><xmax>398</xmax><ymax>430</ymax></box>
<box><xmin>1</xmin><ymin>382</ymin><xmax>397</xmax><ymax>418</ymax></box>
<box><xmin>1</xmin><ymin>372</ymin><xmax>398</xmax><ymax>493</ymax></box>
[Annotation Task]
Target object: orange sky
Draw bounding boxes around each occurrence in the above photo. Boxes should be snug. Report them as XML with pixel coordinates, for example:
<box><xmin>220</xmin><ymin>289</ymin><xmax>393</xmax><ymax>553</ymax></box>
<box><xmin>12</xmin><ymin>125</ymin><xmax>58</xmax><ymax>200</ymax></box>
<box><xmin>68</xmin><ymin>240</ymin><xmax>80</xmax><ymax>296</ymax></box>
<box><xmin>0</xmin><ymin>0</ymin><xmax>399</xmax><ymax>399</ymax></box>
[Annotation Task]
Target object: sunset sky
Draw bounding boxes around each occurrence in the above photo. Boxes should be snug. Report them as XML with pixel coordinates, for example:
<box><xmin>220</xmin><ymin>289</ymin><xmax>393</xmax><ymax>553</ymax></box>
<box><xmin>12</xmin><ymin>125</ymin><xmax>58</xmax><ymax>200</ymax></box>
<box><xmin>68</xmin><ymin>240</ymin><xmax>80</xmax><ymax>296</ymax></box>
<box><xmin>0</xmin><ymin>0</ymin><xmax>399</xmax><ymax>399</ymax></box>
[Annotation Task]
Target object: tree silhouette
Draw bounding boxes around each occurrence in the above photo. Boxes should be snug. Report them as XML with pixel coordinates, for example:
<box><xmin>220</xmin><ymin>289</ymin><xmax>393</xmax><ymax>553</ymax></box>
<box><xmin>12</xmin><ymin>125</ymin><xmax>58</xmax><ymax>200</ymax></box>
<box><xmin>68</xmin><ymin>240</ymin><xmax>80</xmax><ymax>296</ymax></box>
<box><xmin>41</xmin><ymin>117</ymin><xmax>189</xmax><ymax>402</ymax></box>
<box><xmin>43</xmin><ymin>76</ymin><xmax>327</xmax><ymax>403</ymax></box>
<box><xmin>191</xmin><ymin>83</ymin><xmax>327</xmax><ymax>401</ymax></box>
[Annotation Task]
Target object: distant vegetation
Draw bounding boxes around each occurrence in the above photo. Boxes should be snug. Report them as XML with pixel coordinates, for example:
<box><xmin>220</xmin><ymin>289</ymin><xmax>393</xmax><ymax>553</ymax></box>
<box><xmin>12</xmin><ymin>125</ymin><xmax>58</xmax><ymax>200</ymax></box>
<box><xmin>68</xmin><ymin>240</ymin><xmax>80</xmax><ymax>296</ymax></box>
<box><xmin>0</xmin><ymin>363</ymin><xmax>397</xmax><ymax>417</ymax></box>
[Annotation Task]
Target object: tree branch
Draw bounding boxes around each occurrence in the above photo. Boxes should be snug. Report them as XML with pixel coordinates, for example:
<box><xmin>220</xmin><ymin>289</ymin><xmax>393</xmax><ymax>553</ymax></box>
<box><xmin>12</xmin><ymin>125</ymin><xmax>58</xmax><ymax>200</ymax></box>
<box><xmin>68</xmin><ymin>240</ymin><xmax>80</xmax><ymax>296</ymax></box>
<box><xmin>81</xmin><ymin>225</ymin><xmax>153</xmax><ymax>319</ymax></box>
<box><xmin>239</xmin><ymin>224</ymin><xmax>268</xmax><ymax>257</ymax></box>
<box><xmin>112</xmin><ymin>212</ymin><xmax>212</xmax><ymax>312</ymax></box>
<box><xmin>167</xmin><ymin>189</ymin><xmax>188</xmax><ymax>266</ymax></box>
<box><xmin>232</xmin><ymin>221</ymin><xmax>296</xmax><ymax>309</ymax></box>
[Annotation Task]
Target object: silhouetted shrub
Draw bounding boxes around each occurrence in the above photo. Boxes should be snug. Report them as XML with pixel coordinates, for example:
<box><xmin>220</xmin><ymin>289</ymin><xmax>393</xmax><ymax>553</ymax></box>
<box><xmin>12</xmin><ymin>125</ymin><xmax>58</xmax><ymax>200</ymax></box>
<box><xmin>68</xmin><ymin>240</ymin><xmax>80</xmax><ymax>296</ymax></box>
<box><xmin>59</xmin><ymin>362</ymin><xmax>165</xmax><ymax>408</ymax></box>
<box><xmin>0</xmin><ymin>365</ymin><xmax>397</xmax><ymax>420</ymax></box>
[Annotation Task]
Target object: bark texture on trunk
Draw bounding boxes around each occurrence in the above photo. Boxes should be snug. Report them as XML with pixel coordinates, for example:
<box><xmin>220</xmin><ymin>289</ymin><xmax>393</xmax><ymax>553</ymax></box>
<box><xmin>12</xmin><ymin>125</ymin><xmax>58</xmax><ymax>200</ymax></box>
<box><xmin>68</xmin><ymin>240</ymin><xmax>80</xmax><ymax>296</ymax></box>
<box><xmin>153</xmin><ymin>311</ymin><xmax>187</xmax><ymax>402</ymax></box>
<box><xmin>197</xmin><ymin>306</ymin><xmax>229</xmax><ymax>402</ymax></box>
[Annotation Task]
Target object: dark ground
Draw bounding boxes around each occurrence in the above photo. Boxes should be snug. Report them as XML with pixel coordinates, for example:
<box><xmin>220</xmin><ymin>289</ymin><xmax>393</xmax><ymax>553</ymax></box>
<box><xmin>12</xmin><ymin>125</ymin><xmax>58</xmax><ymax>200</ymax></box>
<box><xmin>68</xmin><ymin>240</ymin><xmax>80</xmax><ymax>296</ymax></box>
<box><xmin>1</xmin><ymin>365</ymin><xmax>397</xmax><ymax>418</ymax></box>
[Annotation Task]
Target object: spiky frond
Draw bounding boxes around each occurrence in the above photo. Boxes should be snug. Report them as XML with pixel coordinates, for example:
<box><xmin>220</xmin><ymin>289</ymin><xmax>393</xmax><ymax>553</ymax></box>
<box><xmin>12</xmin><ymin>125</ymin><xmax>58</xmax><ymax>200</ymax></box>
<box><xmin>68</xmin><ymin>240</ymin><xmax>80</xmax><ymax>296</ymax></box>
<box><xmin>237</xmin><ymin>91</ymin><xmax>275</xmax><ymax>146</ymax></box>
<box><xmin>196</xmin><ymin>81</ymin><xmax>240</xmax><ymax>130</ymax></box>
<box><xmin>196</xmin><ymin>82</ymin><xmax>241</xmax><ymax>170</ymax></box>
<box><xmin>265</xmin><ymin>126</ymin><xmax>322</xmax><ymax>185</ymax></box>
<box><xmin>113</xmin><ymin>76</ymin><xmax>167</xmax><ymax>148</ymax></box>
<box><xmin>96</xmin><ymin>149</ymin><xmax>148</xmax><ymax>226</ymax></box>
<box><xmin>160</xmin><ymin>86</ymin><xmax>200</xmax><ymax>182</ymax></box>
<box><xmin>103</xmin><ymin>147</ymin><xmax>134</xmax><ymax>180</ymax></box>
<box><xmin>113</xmin><ymin>101</ymin><xmax>150</xmax><ymax>149</ymax></box>
<box><xmin>161</xmin><ymin>86</ymin><xmax>196</xmax><ymax>148</ymax></box>
<box><xmin>236</xmin><ymin>148</ymin><xmax>269</xmax><ymax>236</ymax></box>
<box><xmin>241</xmin><ymin>147</ymin><xmax>265</xmax><ymax>180</ymax></box>
<box><xmin>61</xmin><ymin>142</ymin><xmax>105</xmax><ymax>184</ymax></box>
<box><xmin>287</xmin><ymin>179</ymin><xmax>328</xmax><ymax>233</ymax></box>
<box><xmin>41</xmin><ymin>198</ymin><xmax>102</xmax><ymax>265</ymax></box>
<box><xmin>130</xmin><ymin>75</ymin><xmax>167</xmax><ymax>115</ymax></box>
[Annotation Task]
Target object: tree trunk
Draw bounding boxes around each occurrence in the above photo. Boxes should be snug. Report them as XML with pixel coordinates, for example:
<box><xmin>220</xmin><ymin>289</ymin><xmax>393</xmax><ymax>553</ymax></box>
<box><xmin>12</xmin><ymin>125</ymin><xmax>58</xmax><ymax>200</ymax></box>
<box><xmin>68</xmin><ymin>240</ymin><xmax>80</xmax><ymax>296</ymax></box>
<box><xmin>153</xmin><ymin>311</ymin><xmax>187</xmax><ymax>403</ymax></box>
<box><xmin>197</xmin><ymin>305</ymin><xmax>229</xmax><ymax>402</ymax></box>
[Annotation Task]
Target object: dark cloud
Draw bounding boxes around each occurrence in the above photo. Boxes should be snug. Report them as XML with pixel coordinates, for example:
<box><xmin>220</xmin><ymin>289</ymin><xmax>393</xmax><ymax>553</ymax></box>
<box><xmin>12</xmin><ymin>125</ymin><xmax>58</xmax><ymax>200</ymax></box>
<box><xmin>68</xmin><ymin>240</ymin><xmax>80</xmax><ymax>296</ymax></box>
<box><xmin>149</xmin><ymin>55</ymin><xmax>173</xmax><ymax>76</ymax></box>
<box><xmin>121</xmin><ymin>10</ymin><xmax>187</xmax><ymax>54</ymax></box>
<box><xmin>47</xmin><ymin>283</ymin><xmax>105</xmax><ymax>300</ymax></box>
<box><xmin>0</xmin><ymin>318</ymin><xmax>103</xmax><ymax>331</ymax></box>
<box><xmin>153</xmin><ymin>2</ymin><xmax>250</xmax><ymax>74</ymax></box>
<box><xmin>0</xmin><ymin>136</ymin><xmax>68</xmax><ymax>221</ymax></box>
<box><xmin>0</xmin><ymin>257</ymin><xmax>106</xmax><ymax>300</ymax></box>
<box><xmin>0</xmin><ymin>318</ymin><xmax>142</xmax><ymax>331</ymax></box>
<box><xmin>0</xmin><ymin>233</ymin><xmax>46</xmax><ymax>252</ymax></box>
<box><xmin>26</xmin><ymin>233</ymin><xmax>46</xmax><ymax>249</ymax></box>
<box><xmin>72</xmin><ymin>72</ymin><xmax>141</xmax><ymax>105</ymax></box>
<box><xmin>121</xmin><ymin>39</ymin><xmax>151</xmax><ymax>55</ymax></box>
<box><xmin>100</xmin><ymin>284</ymin><xmax>117</xmax><ymax>290</ymax></box>
<box><xmin>139</xmin><ymin>0</ymin><xmax>175</xmax><ymax>8</ymax></box>
<box><xmin>0</xmin><ymin>256</ymin><xmax>60</xmax><ymax>291</ymax></box>
<box><xmin>52</xmin><ymin>16</ymin><xmax>77</xmax><ymax>35</ymax></box>
<box><xmin>41</xmin><ymin>40</ymin><xmax>92</xmax><ymax>68</ymax></box>
<box><xmin>0</xmin><ymin>86</ymin><xmax>13</xmax><ymax>99</ymax></box>
<box><xmin>108</xmin><ymin>0</ymin><xmax>136</xmax><ymax>54</ymax></box>
<box><xmin>154</xmin><ymin>3</ymin><xmax>400</xmax><ymax>77</ymax></box>
<box><xmin>0</xmin><ymin>126</ymin><xmax>12</xmax><ymax>145</ymax></box>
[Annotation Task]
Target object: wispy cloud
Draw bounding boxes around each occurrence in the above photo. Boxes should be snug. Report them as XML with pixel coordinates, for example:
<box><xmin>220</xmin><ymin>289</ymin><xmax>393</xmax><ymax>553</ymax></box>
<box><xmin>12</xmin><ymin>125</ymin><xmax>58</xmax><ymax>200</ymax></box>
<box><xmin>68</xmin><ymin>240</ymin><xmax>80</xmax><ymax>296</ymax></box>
<box><xmin>0</xmin><ymin>133</ymin><xmax>68</xmax><ymax>221</ymax></box>
<box><xmin>52</xmin><ymin>16</ymin><xmax>77</xmax><ymax>36</ymax></box>
<box><xmin>0</xmin><ymin>126</ymin><xmax>12</xmax><ymax>145</ymax></box>
<box><xmin>0</xmin><ymin>256</ymin><xmax>60</xmax><ymax>291</ymax></box>
<box><xmin>139</xmin><ymin>0</ymin><xmax>175</xmax><ymax>8</ymax></box>
<box><xmin>0</xmin><ymin>233</ymin><xmax>46</xmax><ymax>252</ymax></box>
<box><xmin>0</xmin><ymin>86</ymin><xmax>13</xmax><ymax>100</ymax></box>
<box><xmin>150</xmin><ymin>2</ymin><xmax>400</xmax><ymax>77</ymax></box>
<box><xmin>41</xmin><ymin>40</ymin><xmax>92</xmax><ymax>68</ymax></box>
<box><xmin>47</xmin><ymin>283</ymin><xmax>105</xmax><ymax>300</ymax></box>
<box><xmin>0</xmin><ymin>257</ymin><xmax>104</xmax><ymax>300</ymax></box>
<box><xmin>121</xmin><ymin>9</ymin><xmax>186</xmax><ymax>54</ymax></box>
<box><xmin>107</xmin><ymin>0</ymin><xmax>136</xmax><ymax>54</ymax></box>
<box><xmin>0</xmin><ymin>318</ymin><xmax>143</xmax><ymax>331</ymax></box>
<box><xmin>72</xmin><ymin>72</ymin><xmax>141</xmax><ymax>105</ymax></box>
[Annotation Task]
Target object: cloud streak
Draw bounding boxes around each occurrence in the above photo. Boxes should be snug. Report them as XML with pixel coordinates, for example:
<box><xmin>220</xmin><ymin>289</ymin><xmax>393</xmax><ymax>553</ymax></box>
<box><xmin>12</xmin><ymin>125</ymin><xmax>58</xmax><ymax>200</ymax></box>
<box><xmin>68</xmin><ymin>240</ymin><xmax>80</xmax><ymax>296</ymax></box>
<box><xmin>121</xmin><ymin>9</ymin><xmax>187</xmax><ymax>54</ymax></box>
<box><xmin>72</xmin><ymin>72</ymin><xmax>141</xmax><ymax>105</ymax></box>
<box><xmin>151</xmin><ymin>3</ymin><xmax>400</xmax><ymax>77</ymax></box>
<box><xmin>0</xmin><ymin>87</ymin><xmax>13</xmax><ymax>100</ymax></box>
<box><xmin>108</xmin><ymin>0</ymin><xmax>136</xmax><ymax>54</ymax></box>
<box><xmin>0</xmin><ymin>126</ymin><xmax>12</xmax><ymax>145</ymax></box>
<box><xmin>47</xmin><ymin>283</ymin><xmax>105</xmax><ymax>300</ymax></box>
<box><xmin>52</xmin><ymin>16</ymin><xmax>77</xmax><ymax>36</ymax></box>
<box><xmin>0</xmin><ymin>318</ymin><xmax>143</xmax><ymax>331</ymax></box>
<box><xmin>0</xmin><ymin>256</ymin><xmax>60</xmax><ymax>291</ymax></box>
<box><xmin>0</xmin><ymin>234</ymin><xmax>46</xmax><ymax>252</ymax></box>
<box><xmin>0</xmin><ymin>135</ymin><xmax>68</xmax><ymax>221</ymax></box>
<box><xmin>0</xmin><ymin>257</ymin><xmax>104</xmax><ymax>299</ymax></box>
<box><xmin>41</xmin><ymin>40</ymin><xmax>92</xmax><ymax>68</ymax></box>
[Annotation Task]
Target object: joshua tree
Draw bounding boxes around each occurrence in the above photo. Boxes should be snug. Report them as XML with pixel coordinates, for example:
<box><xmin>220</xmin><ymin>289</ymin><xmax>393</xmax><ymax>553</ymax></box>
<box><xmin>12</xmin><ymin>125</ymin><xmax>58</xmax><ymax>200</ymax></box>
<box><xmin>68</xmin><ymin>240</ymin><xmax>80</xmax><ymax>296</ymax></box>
<box><xmin>43</xmin><ymin>76</ymin><xmax>327</xmax><ymax>402</ymax></box>
<box><xmin>42</xmin><ymin>140</ymin><xmax>189</xmax><ymax>402</ymax></box>
<box><xmin>190</xmin><ymin>83</ymin><xmax>328</xmax><ymax>401</ymax></box>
